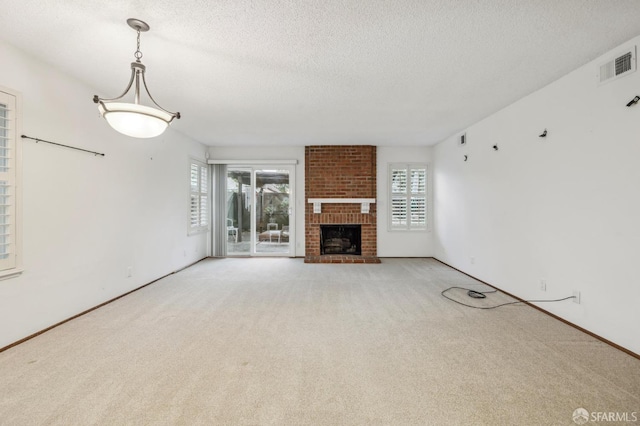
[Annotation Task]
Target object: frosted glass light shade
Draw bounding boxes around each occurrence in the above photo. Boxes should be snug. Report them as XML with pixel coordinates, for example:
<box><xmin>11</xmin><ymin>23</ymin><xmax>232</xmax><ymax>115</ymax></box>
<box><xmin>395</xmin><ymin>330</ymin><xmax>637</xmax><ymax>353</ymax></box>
<box><xmin>98</xmin><ymin>102</ymin><xmax>172</xmax><ymax>138</ymax></box>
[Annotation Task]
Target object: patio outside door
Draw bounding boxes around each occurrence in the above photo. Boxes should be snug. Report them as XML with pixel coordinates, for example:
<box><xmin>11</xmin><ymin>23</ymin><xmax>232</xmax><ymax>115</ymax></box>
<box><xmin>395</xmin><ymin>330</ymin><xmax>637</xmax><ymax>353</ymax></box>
<box><xmin>226</xmin><ymin>166</ymin><xmax>294</xmax><ymax>256</ymax></box>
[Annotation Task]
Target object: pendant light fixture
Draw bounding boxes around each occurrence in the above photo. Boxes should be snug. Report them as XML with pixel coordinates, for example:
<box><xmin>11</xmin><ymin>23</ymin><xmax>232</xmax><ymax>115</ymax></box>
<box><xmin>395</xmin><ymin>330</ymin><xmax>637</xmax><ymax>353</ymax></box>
<box><xmin>93</xmin><ymin>18</ymin><xmax>180</xmax><ymax>138</ymax></box>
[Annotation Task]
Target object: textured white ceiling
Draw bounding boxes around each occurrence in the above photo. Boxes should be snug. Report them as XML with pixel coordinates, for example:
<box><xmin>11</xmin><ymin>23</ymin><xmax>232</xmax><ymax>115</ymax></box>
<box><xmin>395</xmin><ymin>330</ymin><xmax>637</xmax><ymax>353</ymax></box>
<box><xmin>2</xmin><ymin>1</ymin><xmax>640</xmax><ymax>146</ymax></box>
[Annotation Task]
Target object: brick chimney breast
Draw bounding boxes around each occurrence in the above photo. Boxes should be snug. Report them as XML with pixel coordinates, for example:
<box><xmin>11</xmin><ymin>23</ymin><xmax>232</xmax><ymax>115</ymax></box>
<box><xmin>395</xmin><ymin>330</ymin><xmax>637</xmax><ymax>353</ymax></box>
<box><xmin>304</xmin><ymin>146</ymin><xmax>380</xmax><ymax>263</ymax></box>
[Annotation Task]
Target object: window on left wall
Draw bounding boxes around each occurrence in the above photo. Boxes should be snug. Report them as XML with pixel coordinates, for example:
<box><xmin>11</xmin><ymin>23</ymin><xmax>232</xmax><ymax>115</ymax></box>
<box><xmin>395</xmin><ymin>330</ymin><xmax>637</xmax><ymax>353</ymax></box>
<box><xmin>189</xmin><ymin>160</ymin><xmax>209</xmax><ymax>234</ymax></box>
<box><xmin>0</xmin><ymin>87</ymin><xmax>21</xmax><ymax>277</ymax></box>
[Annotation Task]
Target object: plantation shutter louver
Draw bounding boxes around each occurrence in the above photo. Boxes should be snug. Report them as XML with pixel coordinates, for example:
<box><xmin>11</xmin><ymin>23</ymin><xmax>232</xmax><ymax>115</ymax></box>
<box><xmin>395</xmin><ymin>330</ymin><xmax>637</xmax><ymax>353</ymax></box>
<box><xmin>189</xmin><ymin>160</ymin><xmax>209</xmax><ymax>233</ymax></box>
<box><xmin>389</xmin><ymin>164</ymin><xmax>427</xmax><ymax>231</ymax></box>
<box><xmin>390</xmin><ymin>168</ymin><xmax>408</xmax><ymax>227</ymax></box>
<box><xmin>199</xmin><ymin>165</ymin><xmax>208</xmax><ymax>228</ymax></box>
<box><xmin>0</xmin><ymin>91</ymin><xmax>16</xmax><ymax>270</ymax></box>
<box><xmin>410</xmin><ymin>168</ymin><xmax>427</xmax><ymax>228</ymax></box>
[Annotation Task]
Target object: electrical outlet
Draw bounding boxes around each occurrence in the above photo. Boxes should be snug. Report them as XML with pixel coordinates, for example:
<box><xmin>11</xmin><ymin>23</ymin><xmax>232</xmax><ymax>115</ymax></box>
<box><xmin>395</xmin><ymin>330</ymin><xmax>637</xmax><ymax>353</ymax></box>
<box><xmin>127</xmin><ymin>266</ymin><xmax>133</xmax><ymax>278</ymax></box>
<box><xmin>540</xmin><ymin>279</ymin><xmax>547</xmax><ymax>291</ymax></box>
<box><xmin>573</xmin><ymin>290</ymin><xmax>581</xmax><ymax>304</ymax></box>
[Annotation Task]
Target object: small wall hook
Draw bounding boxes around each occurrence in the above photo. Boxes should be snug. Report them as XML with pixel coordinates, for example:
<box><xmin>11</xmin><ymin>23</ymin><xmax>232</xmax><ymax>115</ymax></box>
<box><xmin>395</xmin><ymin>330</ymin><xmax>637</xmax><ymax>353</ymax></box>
<box><xmin>539</xmin><ymin>129</ymin><xmax>547</xmax><ymax>137</ymax></box>
<box><xmin>492</xmin><ymin>144</ymin><xmax>499</xmax><ymax>151</ymax></box>
<box><xmin>464</xmin><ymin>155</ymin><xmax>468</xmax><ymax>162</ymax></box>
<box><xmin>626</xmin><ymin>95</ymin><xmax>640</xmax><ymax>107</ymax></box>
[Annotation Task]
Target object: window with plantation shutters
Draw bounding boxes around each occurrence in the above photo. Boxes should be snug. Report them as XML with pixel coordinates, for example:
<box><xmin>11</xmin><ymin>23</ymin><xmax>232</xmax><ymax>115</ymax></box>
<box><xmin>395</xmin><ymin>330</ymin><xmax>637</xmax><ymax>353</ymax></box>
<box><xmin>389</xmin><ymin>164</ymin><xmax>427</xmax><ymax>231</ymax></box>
<box><xmin>189</xmin><ymin>160</ymin><xmax>209</xmax><ymax>234</ymax></box>
<box><xmin>0</xmin><ymin>89</ymin><xmax>19</xmax><ymax>272</ymax></box>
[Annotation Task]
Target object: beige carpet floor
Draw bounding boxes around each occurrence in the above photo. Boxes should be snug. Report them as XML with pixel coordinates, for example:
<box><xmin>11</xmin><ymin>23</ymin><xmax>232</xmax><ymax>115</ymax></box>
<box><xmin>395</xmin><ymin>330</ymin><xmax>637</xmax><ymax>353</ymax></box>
<box><xmin>1</xmin><ymin>258</ymin><xmax>638</xmax><ymax>425</ymax></box>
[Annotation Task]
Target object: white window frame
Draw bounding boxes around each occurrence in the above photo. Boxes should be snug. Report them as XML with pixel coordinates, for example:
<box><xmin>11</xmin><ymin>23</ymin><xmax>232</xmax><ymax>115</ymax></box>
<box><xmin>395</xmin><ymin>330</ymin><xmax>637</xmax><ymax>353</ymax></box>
<box><xmin>0</xmin><ymin>86</ymin><xmax>23</xmax><ymax>279</ymax></box>
<box><xmin>188</xmin><ymin>159</ymin><xmax>209</xmax><ymax>235</ymax></box>
<box><xmin>388</xmin><ymin>163</ymin><xmax>428</xmax><ymax>232</ymax></box>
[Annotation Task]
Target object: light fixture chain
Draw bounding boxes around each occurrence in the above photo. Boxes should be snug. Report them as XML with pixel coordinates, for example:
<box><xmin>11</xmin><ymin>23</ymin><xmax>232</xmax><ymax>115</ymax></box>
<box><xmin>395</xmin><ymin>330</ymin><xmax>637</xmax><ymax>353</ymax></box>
<box><xmin>134</xmin><ymin>29</ymin><xmax>143</xmax><ymax>61</ymax></box>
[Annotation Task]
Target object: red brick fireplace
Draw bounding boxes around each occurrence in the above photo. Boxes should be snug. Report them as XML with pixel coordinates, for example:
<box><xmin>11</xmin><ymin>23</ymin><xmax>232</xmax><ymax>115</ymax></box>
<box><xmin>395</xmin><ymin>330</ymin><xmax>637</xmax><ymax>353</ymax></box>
<box><xmin>304</xmin><ymin>146</ymin><xmax>380</xmax><ymax>263</ymax></box>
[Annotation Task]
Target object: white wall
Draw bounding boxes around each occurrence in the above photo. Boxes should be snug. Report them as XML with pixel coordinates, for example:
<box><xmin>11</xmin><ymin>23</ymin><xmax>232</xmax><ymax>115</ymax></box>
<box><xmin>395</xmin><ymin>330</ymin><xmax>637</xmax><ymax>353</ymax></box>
<box><xmin>377</xmin><ymin>146</ymin><xmax>434</xmax><ymax>257</ymax></box>
<box><xmin>0</xmin><ymin>41</ymin><xmax>209</xmax><ymax>349</ymax></box>
<box><xmin>433</xmin><ymin>36</ymin><xmax>640</xmax><ymax>354</ymax></box>
<box><xmin>207</xmin><ymin>146</ymin><xmax>305</xmax><ymax>256</ymax></box>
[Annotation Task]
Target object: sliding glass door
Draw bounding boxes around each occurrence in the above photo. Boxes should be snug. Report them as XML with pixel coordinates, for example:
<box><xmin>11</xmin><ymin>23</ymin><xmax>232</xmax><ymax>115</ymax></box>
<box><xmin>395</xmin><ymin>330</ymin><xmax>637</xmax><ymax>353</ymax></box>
<box><xmin>226</xmin><ymin>166</ymin><xmax>294</xmax><ymax>256</ymax></box>
<box><xmin>226</xmin><ymin>167</ymin><xmax>251</xmax><ymax>255</ymax></box>
<box><xmin>254</xmin><ymin>169</ymin><xmax>291</xmax><ymax>255</ymax></box>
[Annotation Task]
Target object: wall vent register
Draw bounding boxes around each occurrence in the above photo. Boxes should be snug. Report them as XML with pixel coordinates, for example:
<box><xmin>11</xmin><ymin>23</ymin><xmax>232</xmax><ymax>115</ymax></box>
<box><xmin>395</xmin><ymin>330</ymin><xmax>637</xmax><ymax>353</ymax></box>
<box><xmin>598</xmin><ymin>45</ymin><xmax>636</xmax><ymax>84</ymax></box>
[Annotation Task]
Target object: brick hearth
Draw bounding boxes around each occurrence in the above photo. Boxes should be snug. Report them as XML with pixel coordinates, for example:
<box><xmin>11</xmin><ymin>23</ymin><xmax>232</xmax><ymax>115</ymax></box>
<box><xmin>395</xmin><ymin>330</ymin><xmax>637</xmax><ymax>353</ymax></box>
<box><xmin>304</xmin><ymin>146</ymin><xmax>380</xmax><ymax>263</ymax></box>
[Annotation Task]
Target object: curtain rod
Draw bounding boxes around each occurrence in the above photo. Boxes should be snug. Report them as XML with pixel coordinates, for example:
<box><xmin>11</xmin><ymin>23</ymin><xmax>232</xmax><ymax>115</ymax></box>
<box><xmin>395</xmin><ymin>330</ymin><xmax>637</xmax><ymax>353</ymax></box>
<box><xmin>21</xmin><ymin>135</ymin><xmax>105</xmax><ymax>157</ymax></box>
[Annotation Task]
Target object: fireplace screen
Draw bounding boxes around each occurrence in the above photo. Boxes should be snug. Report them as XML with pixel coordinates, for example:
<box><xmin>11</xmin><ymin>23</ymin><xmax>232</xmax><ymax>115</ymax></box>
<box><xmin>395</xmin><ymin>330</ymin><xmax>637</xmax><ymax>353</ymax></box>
<box><xmin>320</xmin><ymin>225</ymin><xmax>361</xmax><ymax>255</ymax></box>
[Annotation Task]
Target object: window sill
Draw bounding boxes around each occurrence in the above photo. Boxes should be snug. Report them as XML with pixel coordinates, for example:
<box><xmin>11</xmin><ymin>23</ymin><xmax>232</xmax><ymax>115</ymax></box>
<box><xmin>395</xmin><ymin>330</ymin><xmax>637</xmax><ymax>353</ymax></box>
<box><xmin>0</xmin><ymin>268</ymin><xmax>24</xmax><ymax>281</ymax></box>
<box><xmin>188</xmin><ymin>228</ymin><xmax>210</xmax><ymax>236</ymax></box>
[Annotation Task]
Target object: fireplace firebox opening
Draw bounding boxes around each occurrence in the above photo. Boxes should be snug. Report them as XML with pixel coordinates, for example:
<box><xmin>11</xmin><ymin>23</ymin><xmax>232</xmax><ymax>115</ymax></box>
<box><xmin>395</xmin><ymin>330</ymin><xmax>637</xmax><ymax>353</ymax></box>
<box><xmin>320</xmin><ymin>224</ymin><xmax>361</xmax><ymax>256</ymax></box>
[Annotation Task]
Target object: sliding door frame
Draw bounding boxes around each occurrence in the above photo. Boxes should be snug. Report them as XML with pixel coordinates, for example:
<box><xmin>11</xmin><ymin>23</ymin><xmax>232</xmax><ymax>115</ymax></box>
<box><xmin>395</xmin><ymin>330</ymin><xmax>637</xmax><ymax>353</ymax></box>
<box><xmin>210</xmin><ymin>159</ymin><xmax>297</xmax><ymax>258</ymax></box>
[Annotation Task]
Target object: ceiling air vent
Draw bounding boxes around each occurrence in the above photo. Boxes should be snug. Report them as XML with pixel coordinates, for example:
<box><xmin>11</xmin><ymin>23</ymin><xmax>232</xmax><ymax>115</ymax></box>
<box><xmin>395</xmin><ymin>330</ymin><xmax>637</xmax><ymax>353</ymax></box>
<box><xmin>598</xmin><ymin>46</ymin><xmax>636</xmax><ymax>85</ymax></box>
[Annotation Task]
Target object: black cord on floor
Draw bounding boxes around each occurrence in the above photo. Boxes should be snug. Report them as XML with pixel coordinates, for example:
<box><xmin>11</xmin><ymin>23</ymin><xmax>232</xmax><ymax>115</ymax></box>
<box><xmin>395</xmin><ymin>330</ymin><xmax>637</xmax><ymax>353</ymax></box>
<box><xmin>467</xmin><ymin>290</ymin><xmax>489</xmax><ymax>299</ymax></box>
<box><xmin>441</xmin><ymin>286</ymin><xmax>575</xmax><ymax>309</ymax></box>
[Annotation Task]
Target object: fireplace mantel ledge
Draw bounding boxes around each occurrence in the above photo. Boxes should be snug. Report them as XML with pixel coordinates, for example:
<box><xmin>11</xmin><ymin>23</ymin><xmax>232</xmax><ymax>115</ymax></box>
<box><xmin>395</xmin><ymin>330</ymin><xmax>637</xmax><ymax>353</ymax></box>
<box><xmin>307</xmin><ymin>198</ymin><xmax>376</xmax><ymax>214</ymax></box>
